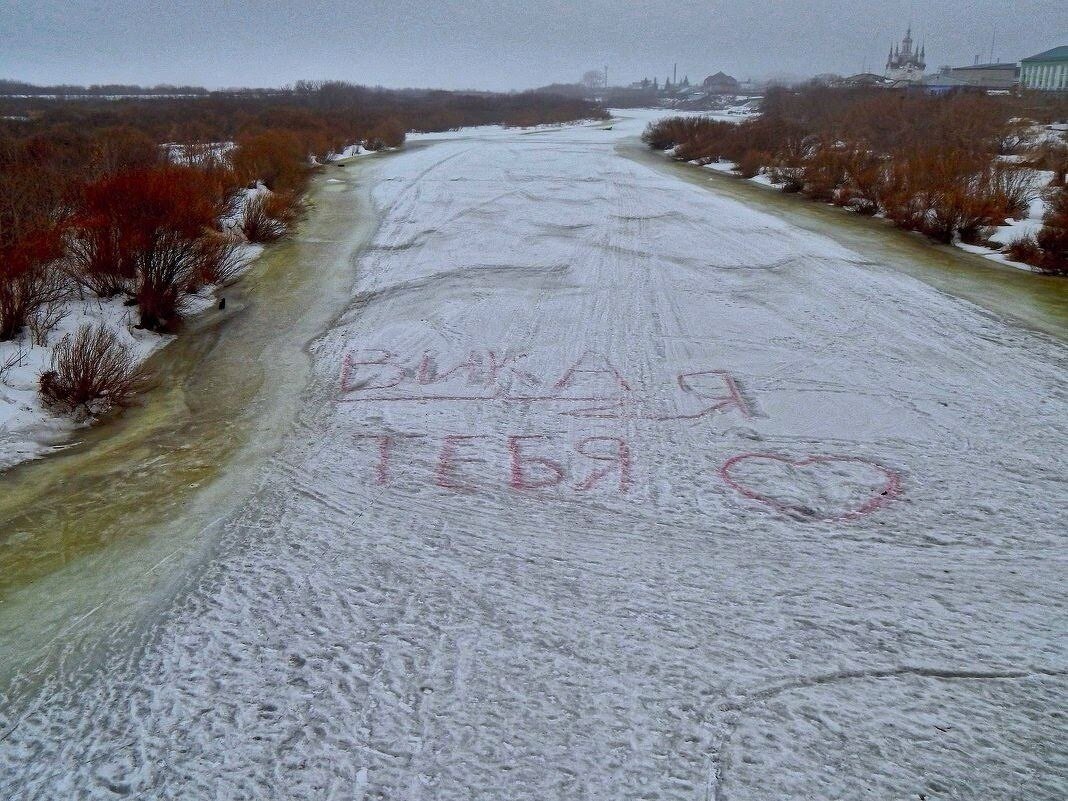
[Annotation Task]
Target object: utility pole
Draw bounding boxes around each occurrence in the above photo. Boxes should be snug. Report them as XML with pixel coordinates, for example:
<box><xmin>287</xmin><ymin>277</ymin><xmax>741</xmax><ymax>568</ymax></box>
<box><xmin>674</xmin><ymin>63</ymin><xmax>678</xmax><ymax>84</ymax></box>
<box><xmin>604</xmin><ymin>64</ymin><xmax>609</xmax><ymax>89</ymax></box>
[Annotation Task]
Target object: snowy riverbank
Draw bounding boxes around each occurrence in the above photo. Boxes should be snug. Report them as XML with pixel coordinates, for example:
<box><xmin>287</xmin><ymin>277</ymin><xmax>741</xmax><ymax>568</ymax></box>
<box><xmin>0</xmin><ymin>241</ymin><xmax>265</xmax><ymax>473</ymax></box>
<box><xmin>0</xmin><ymin>119</ymin><xmax>611</xmax><ymax>475</ymax></box>
<box><xmin>0</xmin><ymin>295</ymin><xmax>165</xmax><ymax>470</ymax></box>
<box><xmin>690</xmin><ymin>123</ymin><xmax>1067</xmax><ymax>274</ymax></box>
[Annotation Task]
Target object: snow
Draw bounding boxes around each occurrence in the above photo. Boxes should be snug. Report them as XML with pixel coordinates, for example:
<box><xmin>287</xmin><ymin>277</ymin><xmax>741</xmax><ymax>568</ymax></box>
<box><xmin>323</xmin><ymin>143</ymin><xmax>396</xmax><ymax>164</ymax></box>
<box><xmin>0</xmin><ymin>296</ymin><xmax>166</xmax><ymax>471</ymax></box>
<box><xmin>1</xmin><ymin>110</ymin><xmax>1066</xmax><ymax>799</ymax></box>
<box><xmin>958</xmin><ymin>169</ymin><xmax>1058</xmax><ymax>272</ymax></box>
<box><xmin>162</xmin><ymin>141</ymin><xmax>234</xmax><ymax>166</ymax></box>
<box><xmin>747</xmin><ymin>171</ymin><xmax>781</xmax><ymax>188</ymax></box>
<box><xmin>407</xmin><ymin>117</ymin><xmax>612</xmax><ymax>143</ymax></box>
<box><xmin>0</xmin><ymin>234</ymin><xmax>261</xmax><ymax>474</ymax></box>
<box><xmin>704</xmin><ymin>159</ymin><xmax>739</xmax><ymax>173</ymax></box>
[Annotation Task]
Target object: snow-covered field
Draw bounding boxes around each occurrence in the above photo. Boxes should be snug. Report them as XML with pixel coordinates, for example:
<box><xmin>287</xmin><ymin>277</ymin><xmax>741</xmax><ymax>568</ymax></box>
<box><xmin>1</xmin><ymin>110</ymin><xmax>1066</xmax><ymax>799</ymax></box>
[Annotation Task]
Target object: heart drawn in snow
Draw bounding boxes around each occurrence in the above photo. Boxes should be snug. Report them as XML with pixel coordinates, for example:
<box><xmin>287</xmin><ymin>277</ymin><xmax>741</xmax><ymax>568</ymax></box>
<box><xmin>718</xmin><ymin>453</ymin><xmax>901</xmax><ymax>522</ymax></box>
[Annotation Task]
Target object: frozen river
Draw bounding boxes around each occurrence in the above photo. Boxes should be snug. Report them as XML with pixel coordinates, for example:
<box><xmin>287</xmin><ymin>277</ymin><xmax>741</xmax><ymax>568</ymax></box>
<box><xmin>2</xmin><ymin>112</ymin><xmax>1066</xmax><ymax>799</ymax></box>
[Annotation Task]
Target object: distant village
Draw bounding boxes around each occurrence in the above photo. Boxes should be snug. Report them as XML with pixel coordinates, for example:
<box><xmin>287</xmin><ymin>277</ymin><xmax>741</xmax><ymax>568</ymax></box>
<box><xmin>556</xmin><ymin>28</ymin><xmax>1066</xmax><ymax>110</ymax></box>
<box><xmin>834</xmin><ymin>27</ymin><xmax>1066</xmax><ymax>94</ymax></box>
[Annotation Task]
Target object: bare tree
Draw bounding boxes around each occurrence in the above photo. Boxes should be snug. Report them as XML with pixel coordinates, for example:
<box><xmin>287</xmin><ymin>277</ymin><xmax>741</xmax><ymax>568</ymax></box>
<box><xmin>580</xmin><ymin>70</ymin><xmax>606</xmax><ymax>89</ymax></box>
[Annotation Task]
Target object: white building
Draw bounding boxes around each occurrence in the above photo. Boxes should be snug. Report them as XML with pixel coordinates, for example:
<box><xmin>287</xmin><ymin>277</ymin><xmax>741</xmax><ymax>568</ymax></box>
<box><xmin>885</xmin><ymin>26</ymin><xmax>926</xmax><ymax>83</ymax></box>
<box><xmin>1020</xmin><ymin>46</ymin><xmax>1068</xmax><ymax>91</ymax></box>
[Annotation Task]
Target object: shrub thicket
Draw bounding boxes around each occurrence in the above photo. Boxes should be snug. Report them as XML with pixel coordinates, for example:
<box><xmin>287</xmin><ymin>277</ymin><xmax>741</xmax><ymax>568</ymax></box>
<box><xmin>0</xmin><ymin>81</ymin><xmax>604</xmax><ymax>346</ymax></box>
<box><xmin>240</xmin><ymin>192</ymin><xmax>300</xmax><ymax>243</ymax></box>
<box><xmin>0</xmin><ymin>81</ymin><xmax>604</xmax><ymax>417</ymax></box>
<box><xmin>643</xmin><ymin>86</ymin><xmax>1068</xmax><ymax>273</ymax></box>
<box><xmin>1009</xmin><ymin>188</ymin><xmax>1068</xmax><ymax>275</ymax></box>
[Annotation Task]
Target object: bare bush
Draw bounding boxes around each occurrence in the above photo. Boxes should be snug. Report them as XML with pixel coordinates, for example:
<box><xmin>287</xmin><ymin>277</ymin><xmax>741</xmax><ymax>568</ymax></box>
<box><xmin>0</xmin><ymin>264</ymin><xmax>67</xmax><ymax>342</ymax></box>
<box><xmin>642</xmin><ymin>117</ymin><xmax>728</xmax><ymax>153</ymax></box>
<box><xmin>364</xmin><ymin>118</ymin><xmax>406</xmax><ymax>151</ymax></box>
<box><xmin>67</xmin><ymin>165</ymin><xmax>227</xmax><ymax>302</ymax></box>
<box><xmin>989</xmin><ymin>165</ymin><xmax>1037</xmax><ymax>220</ymax></box>
<box><xmin>232</xmin><ymin>130</ymin><xmax>307</xmax><ymax>192</ymax></box>
<box><xmin>265</xmin><ymin>190</ymin><xmax>301</xmax><ymax>231</ymax></box>
<box><xmin>767</xmin><ymin>159</ymin><xmax>804</xmax><ymax>193</ymax></box>
<box><xmin>1008</xmin><ymin>235</ymin><xmax>1043</xmax><ymax>265</ymax></box>
<box><xmin>735</xmin><ymin>150</ymin><xmax>768</xmax><ymax>179</ymax></box>
<box><xmin>66</xmin><ymin>225</ymin><xmax>130</xmax><ymax>297</ymax></box>
<box><xmin>1012</xmin><ymin>188</ymin><xmax>1068</xmax><ymax>275</ymax></box>
<box><xmin>88</xmin><ymin>126</ymin><xmax>159</xmax><ymax>177</ymax></box>
<box><xmin>188</xmin><ymin>233</ymin><xmax>247</xmax><ymax>290</ymax></box>
<box><xmin>28</xmin><ymin>300</ymin><xmax>68</xmax><ymax>347</ymax></box>
<box><xmin>240</xmin><ymin>194</ymin><xmax>285</xmax><ymax>242</ymax></box>
<box><xmin>134</xmin><ymin>229</ymin><xmax>200</xmax><ymax>332</ymax></box>
<box><xmin>0</xmin><ymin>346</ymin><xmax>24</xmax><ymax>383</ymax></box>
<box><xmin>1023</xmin><ymin>142</ymin><xmax>1067</xmax><ymax>185</ymax></box>
<box><xmin>839</xmin><ymin>149</ymin><xmax>886</xmax><ymax>215</ymax></box>
<box><xmin>1036</xmin><ymin>189</ymin><xmax>1068</xmax><ymax>271</ymax></box>
<box><xmin>240</xmin><ymin>191</ymin><xmax>299</xmax><ymax>243</ymax></box>
<box><xmin>39</xmin><ymin>323</ymin><xmax>146</xmax><ymax>415</ymax></box>
<box><xmin>799</xmin><ymin>143</ymin><xmax>849</xmax><ymax>202</ymax></box>
<box><xmin>643</xmin><ymin>89</ymin><xmax>1062</xmax><ymax>251</ymax></box>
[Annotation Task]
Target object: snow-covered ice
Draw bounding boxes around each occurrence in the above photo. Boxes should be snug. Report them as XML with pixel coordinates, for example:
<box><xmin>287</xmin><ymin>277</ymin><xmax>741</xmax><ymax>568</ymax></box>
<box><xmin>1</xmin><ymin>110</ymin><xmax>1065</xmax><ymax>800</ymax></box>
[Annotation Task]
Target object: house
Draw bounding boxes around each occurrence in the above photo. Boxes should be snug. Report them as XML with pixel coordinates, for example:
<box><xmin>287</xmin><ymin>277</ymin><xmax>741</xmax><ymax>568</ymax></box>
<box><xmin>1020</xmin><ymin>46</ymin><xmax>1068</xmax><ymax>91</ymax></box>
<box><xmin>840</xmin><ymin>73</ymin><xmax>895</xmax><ymax>88</ymax></box>
<box><xmin>930</xmin><ymin>62</ymin><xmax>1019</xmax><ymax>91</ymax></box>
<box><xmin>920</xmin><ymin>73</ymin><xmax>984</xmax><ymax>96</ymax></box>
<box><xmin>920</xmin><ymin>63</ymin><xmax>1018</xmax><ymax>94</ymax></box>
<box><xmin>702</xmin><ymin>72</ymin><xmax>740</xmax><ymax>94</ymax></box>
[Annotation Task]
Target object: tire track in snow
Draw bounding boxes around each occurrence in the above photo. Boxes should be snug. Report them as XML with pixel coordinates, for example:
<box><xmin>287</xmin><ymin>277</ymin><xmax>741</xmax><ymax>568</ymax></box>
<box><xmin>2</xmin><ymin>115</ymin><xmax>1066</xmax><ymax>800</ymax></box>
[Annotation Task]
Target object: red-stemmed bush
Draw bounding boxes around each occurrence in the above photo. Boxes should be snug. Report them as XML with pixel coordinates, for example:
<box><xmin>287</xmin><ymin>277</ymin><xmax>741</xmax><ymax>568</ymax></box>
<box><xmin>188</xmin><ymin>233</ymin><xmax>246</xmax><ymax>291</ymax></box>
<box><xmin>87</xmin><ymin>126</ymin><xmax>160</xmax><ymax>177</ymax></box>
<box><xmin>364</xmin><ymin>118</ymin><xmax>406</xmax><ymax>151</ymax></box>
<box><xmin>240</xmin><ymin>191</ymin><xmax>300</xmax><ymax>243</ymax></box>
<box><xmin>735</xmin><ymin>150</ymin><xmax>768</xmax><ymax>179</ymax></box>
<box><xmin>240</xmin><ymin>193</ymin><xmax>286</xmax><ymax>243</ymax></box>
<box><xmin>67</xmin><ymin>165</ymin><xmax>230</xmax><ymax>329</ymax></box>
<box><xmin>69</xmin><ymin>165</ymin><xmax>222</xmax><ymax>288</ymax></box>
<box><xmin>644</xmin><ymin>89</ymin><xmax>1058</xmax><ymax>256</ymax></box>
<box><xmin>133</xmin><ymin>229</ymin><xmax>203</xmax><ymax>332</ymax></box>
<box><xmin>39</xmin><ymin>323</ymin><xmax>146</xmax><ymax>416</ymax></box>
<box><xmin>1010</xmin><ymin>188</ymin><xmax>1068</xmax><ymax>275</ymax></box>
<box><xmin>232</xmin><ymin>131</ymin><xmax>308</xmax><ymax>192</ymax></box>
<box><xmin>0</xmin><ymin>224</ymin><xmax>67</xmax><ymax>341</ymax></box>
<box><xmin>0</xmin><ymin>139</ymin><xmax>72</xmax><ymax>341</ymax></box>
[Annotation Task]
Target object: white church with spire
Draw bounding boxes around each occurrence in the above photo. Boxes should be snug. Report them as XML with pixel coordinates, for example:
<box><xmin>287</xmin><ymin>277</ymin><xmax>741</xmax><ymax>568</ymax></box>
<box><xmin>886</xmin><ymin>26</ymin><xmax>926</xmax><ymax>83</ymax></box>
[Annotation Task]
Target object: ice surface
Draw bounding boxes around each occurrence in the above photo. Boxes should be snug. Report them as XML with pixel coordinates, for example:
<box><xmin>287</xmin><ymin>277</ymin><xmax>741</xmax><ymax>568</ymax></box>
<box><xmin>1</xmin><ymin>110</ymin><xmax>1065</xmax><ymax>800</ymax></box>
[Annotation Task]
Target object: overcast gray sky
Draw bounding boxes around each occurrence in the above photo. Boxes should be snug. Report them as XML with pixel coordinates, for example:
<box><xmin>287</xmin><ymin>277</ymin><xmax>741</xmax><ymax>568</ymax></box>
<box><xmin>1</xmin><ymin>0</ymin><xmax>1065</xmax><ymax>90</ymax></box>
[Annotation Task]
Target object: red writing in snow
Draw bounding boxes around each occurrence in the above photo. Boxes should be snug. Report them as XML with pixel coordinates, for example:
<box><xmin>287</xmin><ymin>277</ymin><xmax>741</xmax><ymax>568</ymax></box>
<box><xmin>354</xmin><ymin>433</ymin><xmax>632</xmax><ymax>494</ymax></box>
<box><xmin>338</xmin><ymin>348</ymin><xmax>752</xmax><ymax>422</ymax></box>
